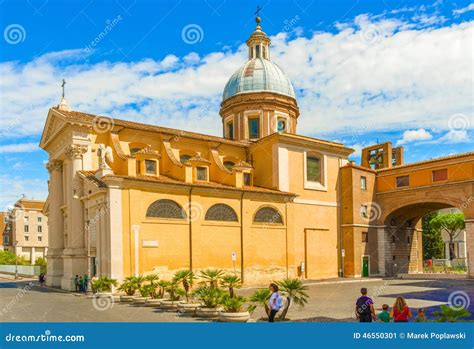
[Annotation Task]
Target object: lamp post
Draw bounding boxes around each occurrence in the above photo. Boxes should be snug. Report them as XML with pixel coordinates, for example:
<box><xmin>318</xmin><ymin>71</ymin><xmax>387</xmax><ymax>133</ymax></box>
<box><xmin>13</xmin><ymin>240</ymin><xmax>18</xmax><ymax>279</ymax></box>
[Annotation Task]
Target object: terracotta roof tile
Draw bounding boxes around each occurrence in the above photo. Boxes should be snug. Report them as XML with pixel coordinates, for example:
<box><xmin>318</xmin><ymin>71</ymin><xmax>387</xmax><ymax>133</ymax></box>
<box><xmin>78</xmin><ymin>171</ymin><xmax>108</xmax><ymax>188</ymax></box>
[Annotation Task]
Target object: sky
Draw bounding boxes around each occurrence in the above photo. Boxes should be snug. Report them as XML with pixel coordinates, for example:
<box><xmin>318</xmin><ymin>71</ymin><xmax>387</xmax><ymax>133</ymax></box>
<box><xmin>0</xmin><ymin>0</ymin><xmax>473</xmax><ymax>208</ymax></box>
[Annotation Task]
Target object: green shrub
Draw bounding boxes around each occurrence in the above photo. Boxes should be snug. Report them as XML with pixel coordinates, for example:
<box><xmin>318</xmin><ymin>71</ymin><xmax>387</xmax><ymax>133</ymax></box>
<box><xmin>34</xmin><ymin>257</ymin><xmax>47</xmax><ymax>274</ymax></box>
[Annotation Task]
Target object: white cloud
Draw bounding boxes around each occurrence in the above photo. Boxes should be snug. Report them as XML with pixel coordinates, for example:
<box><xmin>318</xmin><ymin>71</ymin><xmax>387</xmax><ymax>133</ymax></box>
<box><xmin>0</xmin><ymin>13</ymin><xmax>472</xmax><ymax>143</ymax></box>
<box><xmin>453</xmin><ymin>4</ymin><xmax>474</xmax><ymax>15</ymax></box>
<box><xmin>396</xmin><ymin>128</ymin><xmax>433</xmax><ymax>145</ymax></box>
<box><xmin>0</xmin><ymin>143</ymin><xmax>39</xmax><ymax>153</ymax></box>
<box><xmin>434</xmin><ymin>130</ymin><xmax>471</xmax><ymax>143</ymax></box>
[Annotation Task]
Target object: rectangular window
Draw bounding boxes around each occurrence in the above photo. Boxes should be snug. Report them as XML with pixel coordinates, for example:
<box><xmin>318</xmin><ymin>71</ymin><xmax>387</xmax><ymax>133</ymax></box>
<box><xmin>24</xmin><ymin>225</ymin><xmax>29</xmax><ymax>233</ymax></box>
<box><xmin>197</xmin><ymin>167</ymin><xmax>207</xmax><ymax>181</ymax></box>
<box><xmin>24</xmin><ymin>216</ymin><xmax>29</xmax><ymax>223</ymax></box>
<box><xmin>432</xmin><ymin>169</ymin><xmax>448</xmax><ymax>182</ymax></box>
<box><xmin>360</xmin><ymin>205</ymin><xmax>368</xmax><ymax>218</ymax></box>
<box><xmin>243</xmin><ymin>173</ymin><xmax>251</xmax><ymax>186</ymax></box>
<box><xmin>248</xmin><ymin>118</ymin><xmax>260</xmax><ymax>139</ymax></box>
<box><xmin>306</xmin><ymin>156</ymin><xmax>321</xmax><ymax>183</ymax></box>
<box><xmin>38</xmin><ymin>226</ymin><xmax>42</xmax><ymax>233</ymax></box>
<box><xmin>227</xmin><ymin>121</ymin><xmax>234</xmax><ymax>140</ymax></box>
<box><xmin>396</xmin><ymin>175</ymin><xmax>409</xmax><ymax>188</ymax></box>
<box><xmin>38</xmin><ymin>236</ymin><xmax>42</xmax><ymax>242</ymax></box>
<box><xmin>362</xmin><ymin>231</ymin><xmax>368</xmax><ymax>243</ymax></box>
<box><xmin>145</xmin><ymin>160</ymin><xmax>156</xmax><ymax>175</ymax></box>
<box><xmin>3</xmin><ymin>236</ymin><xmax>9</xmax><ymax>245</ymax></box>
<box><xmin>37</xmin><ymin>217</ymin><xmax>42</xmax><ymax>223</ymax></box>
<box><xmin>255</xmin><ymin>45</ymin><xmax>260</xmax><ymax>58</ymax></box>
<box><xmin>360</xmin><ymin>176</ymin><xmax>367</xmax><ymax>190</ymax></box>
<box><xmin>25</xmin><ymin>236</ymin><xmax>29</xmax><ymax>241</ymax></box>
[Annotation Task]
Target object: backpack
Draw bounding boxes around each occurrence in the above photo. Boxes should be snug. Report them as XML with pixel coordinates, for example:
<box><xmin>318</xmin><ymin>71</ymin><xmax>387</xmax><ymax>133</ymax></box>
<box><xmin>276</xmin><ymin>294</ymin><xmax>284</xmax><ymax>309</ymax></box>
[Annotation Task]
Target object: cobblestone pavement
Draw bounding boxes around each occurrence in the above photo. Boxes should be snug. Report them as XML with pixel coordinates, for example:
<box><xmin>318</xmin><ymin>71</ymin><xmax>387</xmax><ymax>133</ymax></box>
<box><xmin>0</xmin><ymin>277</ymin><xmax>472</xmax><ymax>322</ymax></box>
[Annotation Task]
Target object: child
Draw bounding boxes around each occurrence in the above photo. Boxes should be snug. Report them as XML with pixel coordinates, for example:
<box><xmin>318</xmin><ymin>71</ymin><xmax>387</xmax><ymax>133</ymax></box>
<box><xmin>378</xmin><ymin>304</ymin><xmax>390</xmax><ymax>322</ymax></box>
<box><xmin>268</xmin><ymin>283</ymin><xmax>283</xmax><ymax>322</ymax></box>
<box><xmin>415</xmin><ymin>308</ymin><xmax>428</xmax><ymax>322</ymax></box>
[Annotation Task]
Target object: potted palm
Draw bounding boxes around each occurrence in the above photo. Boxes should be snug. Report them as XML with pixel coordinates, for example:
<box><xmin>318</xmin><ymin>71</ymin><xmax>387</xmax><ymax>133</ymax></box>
<box><xmin>160</xmin><ymin>279</ymin><xmax>185</xmax><ymax>310</ymax></box>
<box><xmin>133</xmin><ymin>284</ymin><xmax>152</xmax><ymax>305</ymax></box>
<box><xmin>143</xmin><ymin>274</ymin><xmax>162</xmax><ymax>307</ymax></box>
<box><xmin>194</xmin><ymin>285</ymin><xmax>225</xmax><ymax>318</ymax></box>
<box><xmin>248</xmin><ymin>288</ymin><xmax>271</xmax><ymax>318</ymax></box>
<box><xmin>218</xmin><ymin>295</ymin><xmax>250</xmax><ymax>322</ymax></box>
<box><xmin>91</xmin><ymin>276</ymin><xmax>118</xmax><ymax>297</ymax></box>
<box><xmin>276</xmin><ymin>278</ymin><xmax>309</xmax><ymax>321</ymax></box>
<box><xmin>174</xmin><ymin>269</ymin><xmax>200</xmax><ymax>314</ymax></box>
<box><xmin>199</xmin><ymin>269</ymin><xmax>224</xmax><ymax>288</ymax></box>
<box><xmin>220</xmin><ymin>274</ymin><xmax>241</xmax><ymax>298</ymax></box>
<box><xmin>118</xmin><ymin>276</ymin><xmax>140</xmax><ymax>302</ymax></box>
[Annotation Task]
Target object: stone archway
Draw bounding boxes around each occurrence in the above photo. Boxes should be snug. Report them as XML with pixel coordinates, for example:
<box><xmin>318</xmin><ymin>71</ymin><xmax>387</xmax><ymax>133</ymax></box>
<box><xmin>374</xmin><ymin>195</ymin><xmax>473</xmax><ymax>277</ymax></box>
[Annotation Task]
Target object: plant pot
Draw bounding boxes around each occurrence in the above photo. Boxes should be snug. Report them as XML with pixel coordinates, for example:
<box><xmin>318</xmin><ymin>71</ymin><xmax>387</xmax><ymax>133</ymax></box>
<box><xmin>160</xmin><ymin>300</ymin><xmax>183</xmax><ymax>310</ymax></box>
<box><xmin>144</xmin><ymin>298</ymin><xmax>162</xmax><ymax>307</ymax></box>
<box><xmin>177</xmin><ymin>302</ymin><xmax>201</xmax><ymax>315</ymax></box>
<box><xmin>132</xmin><ymin>297</ymin><xmax>148</xmax><ymax>305</ymax></box>
<box><xmin>196</xmin><ymin>307</ymin><xmax>221</xmax><ymax>319</ymax></box>
<box><xmin>218</xmin><ymin>311</ymin><xmax>250</xmax><ymax>322</ymax></box>
<box><xmin>120</xmin><ymin>295</ymin><xmax>135</xmax><ymax>303</ymax></box>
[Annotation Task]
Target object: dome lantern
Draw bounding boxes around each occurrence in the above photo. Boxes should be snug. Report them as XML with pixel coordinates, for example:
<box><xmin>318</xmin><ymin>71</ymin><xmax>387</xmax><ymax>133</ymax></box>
<box><xmin>219</xmin><ymin>15</ymin><xmax>299</xmax><ymax>142</ymax></box>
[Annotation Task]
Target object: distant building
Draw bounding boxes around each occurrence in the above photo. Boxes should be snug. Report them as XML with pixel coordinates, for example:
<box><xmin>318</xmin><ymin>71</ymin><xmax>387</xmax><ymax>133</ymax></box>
<box><xmin>5</xmin><ymin>198</ymin><xmax>49</xmax><ymax>262</ymax></box>
<box><xmin>0</xmin><ymin>212</ymin><xmax>11</xmax><ymax>251</ymax></box>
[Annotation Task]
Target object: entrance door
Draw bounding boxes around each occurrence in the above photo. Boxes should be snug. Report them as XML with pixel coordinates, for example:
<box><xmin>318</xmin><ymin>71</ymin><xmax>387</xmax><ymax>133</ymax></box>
<box><xmin>362</xmin><ymin>256</ymin><xmax>369</xmax><ymax>277</ymax></box>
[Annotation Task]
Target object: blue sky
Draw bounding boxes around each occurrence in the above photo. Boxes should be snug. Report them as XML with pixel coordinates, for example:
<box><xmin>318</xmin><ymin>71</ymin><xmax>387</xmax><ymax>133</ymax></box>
<box><xmin>0</xmin><ymin>0</ymin><xmax>473</xmax><ymax>207</ymax></box>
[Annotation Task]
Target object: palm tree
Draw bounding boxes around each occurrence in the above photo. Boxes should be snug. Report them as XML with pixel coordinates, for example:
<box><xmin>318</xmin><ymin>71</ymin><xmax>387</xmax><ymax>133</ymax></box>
<box><xmin>199</xmin><ymin>269</ymin><xmax>224</xmax><ymax>288</ymax></box>
<box><xmin>157</xmin><ymin>280</ymin><xmax>170</xmax><ymax>299</ymax></box>
<box><xmin>173</xmin><ymin>269</ymin><xmax>194</xmax><ymax>303</ymax></box>
<box><xmin>165</xmin><ymin>279</ymin><xmax>185</xmax><ymax>301</ymax></box>
<box><xmin>220</xmin><ymin>274</ymin><xmax>241</xmax><ymax>298</ymax></box>
<box><xmin>144</xmin><ymin>274</ymin><xmax>160</xmax><ymax>298</ymax></box>
<box><xmin>118</xmin><ymin>276</ymin><xmax>139</xmax><ymax>296</ymax></box>
<box><xmin>434</xmin><ymin>304</ymin><xmax>471</xmax><ymax>322</ymax></box>
<box><xmin>249</xmin><ymin>288</ymin><xmax>271</xmax><ymax>316</ymax></box>
<box><xmin>276</xmin><ymin>278</ymin><xmax>309</xmax><ymax>320</ymax></box>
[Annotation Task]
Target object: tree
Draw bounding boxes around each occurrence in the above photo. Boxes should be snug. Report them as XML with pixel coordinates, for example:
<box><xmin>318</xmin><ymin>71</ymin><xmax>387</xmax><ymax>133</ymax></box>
<box><xmin>422</xmin><ymin>212</ymin><xmax>444</xmax><ymax>260</ymax></box>
<box><xmin>220</xmin><ymin>274</ymin><xmax>241</xmax><ymax>298</ymax></box>
<box><xmin>433</xmin><ymin>304</ymin><xmax>471</xmax><ymax>322</ymax></box>
<box><xmin>276</xmin><ymin>278</ymin><xmax>309</xmax><ymax>321</ymax></box>
<box><xmin>430</xmin><ymin>213</ymin><xmax>465</xmax><ymax>260</ymax></box>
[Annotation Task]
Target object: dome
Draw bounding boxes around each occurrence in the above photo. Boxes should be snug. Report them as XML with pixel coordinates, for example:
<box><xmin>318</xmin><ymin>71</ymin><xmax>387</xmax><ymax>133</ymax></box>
<box><xmin>223</xmin><ymin>58</ymin><xmax>296</xmax><ymax>101</ymax></box>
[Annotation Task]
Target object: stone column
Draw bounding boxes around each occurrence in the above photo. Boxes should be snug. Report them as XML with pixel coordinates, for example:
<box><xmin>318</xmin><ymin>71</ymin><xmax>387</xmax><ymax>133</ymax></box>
<box><xmin>465</xmin><ymin>219</ymin><xmax>474</xmax><ymax>277</ymax></box>
<box><xmin>61</xmin><ymin>145</ymin><xmax>88</xmax><ymax>290</ymax></box>
<box><xmin>45</xmin><ymin>160</ymin><xmax>64</xmax><ymax>287</ymax></box>
<box><xmin>377</xmin><ymin>227</ymin><xmax>386</xmax><ymax>276</ymax></box>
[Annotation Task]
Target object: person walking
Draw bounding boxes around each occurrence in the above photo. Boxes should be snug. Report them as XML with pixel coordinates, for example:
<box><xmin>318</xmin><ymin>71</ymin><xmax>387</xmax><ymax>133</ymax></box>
<box><xmin>390</xmin><ymin>296</ymin><xmax>412</xmax><ymax>322</ymax></box>
<box><xmin>38</xmin><ymin>273</ymin><xmax>46</xmax><ymax>287</ymax></box>
<box><xmin>355</xmin><ymin>287</ymin><xmax>376</xmax><ymax>322</ymax></box>
<box><xmin>268</xmin><ymin>283</ymin><xmax>283</xmax><ymax>322</ymax></box>
<box><xmin>74</xmin><ymin>275</ymin><xmax>79</xmax><ymax>292</ymax></box>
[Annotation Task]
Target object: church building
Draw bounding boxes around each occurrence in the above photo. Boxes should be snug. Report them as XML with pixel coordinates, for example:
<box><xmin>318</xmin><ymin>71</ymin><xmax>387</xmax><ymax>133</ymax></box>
<box><xmin>40</xmin><ymin>17</ymin><xmax>474</xmax><ymax>290</ymax></box>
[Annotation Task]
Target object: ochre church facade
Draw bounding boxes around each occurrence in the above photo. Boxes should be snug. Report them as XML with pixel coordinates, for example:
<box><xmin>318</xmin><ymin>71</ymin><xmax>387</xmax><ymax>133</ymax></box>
<box><xmin>40</xmin><ymin>18</ymin><xmax>474</xmax><ymax>290</ymax></box>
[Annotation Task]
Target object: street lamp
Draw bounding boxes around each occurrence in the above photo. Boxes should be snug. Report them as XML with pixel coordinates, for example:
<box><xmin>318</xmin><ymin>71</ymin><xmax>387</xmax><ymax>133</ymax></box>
<box><xmin>13</xmin><ymin>240</ymin><xmax>18</xmax><ymax>279</ymax></box>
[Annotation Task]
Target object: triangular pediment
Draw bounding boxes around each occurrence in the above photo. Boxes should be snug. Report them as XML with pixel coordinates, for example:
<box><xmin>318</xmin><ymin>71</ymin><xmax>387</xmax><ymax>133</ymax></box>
<box><xmin>39</xmin><ymin>108</ymin><xmax>68</xmax><ymax>149</ymax></box>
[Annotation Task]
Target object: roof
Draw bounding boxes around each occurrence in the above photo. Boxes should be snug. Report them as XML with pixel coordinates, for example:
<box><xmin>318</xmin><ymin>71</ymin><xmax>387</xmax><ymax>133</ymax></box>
<box><xmin>83</xmin><ymin>171</ymin><xmax>295</xmax><ymax>196</ymax></box>
<box><xmin>377</xmin><ymin>151</ymin><xmax>474</xmax><ymax>172</ymax></box>
<box><xmin>223</xmin><ymin>58</ymin><xmax>296</xmax><ymax>101</ymax></box>
<box><xmin>78</xmin><ymin>171</ymin><xmax>108</xmax><ymax>188</ymax></box>
<box><xmin>14</xmin><ymin>199</ymin><xmax>45</xmax><ymax>210</ymax></box>
<box><xmin>52</xmin><ymin>108</ymin><xmax>248</xmax><ymax>147</ymax></box>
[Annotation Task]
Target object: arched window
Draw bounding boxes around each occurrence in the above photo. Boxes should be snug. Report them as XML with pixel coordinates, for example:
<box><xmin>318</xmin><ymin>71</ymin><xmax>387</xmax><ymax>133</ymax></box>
<box><xmin>205</xmin><ymin>204</ymin><xmax>238</xmax><ymax>222</ymax></box>
<box><xmin>254</xmin><ymin>207</ymin><xmax>283</xmax><ymax>224</ymax></box>
<box><xmin>146</xmin><ymin>199</ymin><xmax>186</xmax><ymax>219</ymax></box>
